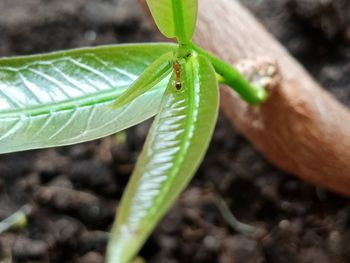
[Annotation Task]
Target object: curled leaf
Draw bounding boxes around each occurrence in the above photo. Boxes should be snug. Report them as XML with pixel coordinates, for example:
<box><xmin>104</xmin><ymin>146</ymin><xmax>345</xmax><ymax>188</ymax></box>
<box><xmin>146</xmin><ymin>0</ymin><xmax>198</xmax><ymax>43</ymax></box>
<box><xmin>106</xmin><ymin>53</ymin><xmax>219</xmax><ymax>263</ymax></box>
<box><xmin>111</xmin><ymin>52</ymin><xmax>174</xmax><ymax>109</ymax></box>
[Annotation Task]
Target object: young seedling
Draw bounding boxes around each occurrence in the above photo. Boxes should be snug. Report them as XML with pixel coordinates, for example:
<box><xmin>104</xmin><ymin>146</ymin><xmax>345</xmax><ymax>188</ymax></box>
<box><xmin>0</xmin><ymin>1</ymin><xmax>267</xmax><ymax>262</ymax></box>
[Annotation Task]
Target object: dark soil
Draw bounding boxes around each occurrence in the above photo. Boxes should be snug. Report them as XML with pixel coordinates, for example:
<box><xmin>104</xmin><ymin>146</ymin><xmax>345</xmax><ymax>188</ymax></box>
<box><xmin>0</xmin><ymin>0</ymin><xmax>349</xmax><ymax>262</ymax></box>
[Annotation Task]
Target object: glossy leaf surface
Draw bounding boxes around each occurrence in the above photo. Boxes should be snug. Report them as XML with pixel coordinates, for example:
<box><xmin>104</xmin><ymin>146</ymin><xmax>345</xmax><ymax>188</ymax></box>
<box><xmin>146</xmin><ymin>0</ymin><xmax>198</xmax><ymax>43</ymax></box>
<box><xmin>112</xmin><ymin>52</ymin><xmax>173</xmax><ymax>109</ymax></box>
<box><xmin>0</xmin><ymin>43</ymin><xmax>176</xmax><ymax>154</ymax></box>
<box><xmin>106</xmin><ymin>54</ymin><xmax>219</xmax><ymax>263</ymax></box>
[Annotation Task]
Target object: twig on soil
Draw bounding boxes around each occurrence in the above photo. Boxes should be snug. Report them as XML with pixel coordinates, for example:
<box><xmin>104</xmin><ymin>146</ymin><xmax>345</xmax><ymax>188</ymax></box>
<box><xmin>214</xmin><ymin>196</ymin><xmax>256</xmax><ymax>235</ymax></box>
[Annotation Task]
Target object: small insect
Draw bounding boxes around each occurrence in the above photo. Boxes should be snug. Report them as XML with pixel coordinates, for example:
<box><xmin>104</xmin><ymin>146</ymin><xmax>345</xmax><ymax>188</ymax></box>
<box><xmin>172</xmin><ymin>61</ymin><xmax>182</xmax><ymax>90</ymax></box>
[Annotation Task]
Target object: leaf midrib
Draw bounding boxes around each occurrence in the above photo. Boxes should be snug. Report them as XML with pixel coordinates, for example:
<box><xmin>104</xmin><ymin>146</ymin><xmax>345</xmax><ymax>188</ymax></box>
<box><xmin>171</xmin><ymin>0</ymin><xmax>187</xmax><ymax>43</ymax></box>
<box><xmin>0</xmin><ymin>87</ymin><xmax>127</xmax><ymax>118</ymax></box>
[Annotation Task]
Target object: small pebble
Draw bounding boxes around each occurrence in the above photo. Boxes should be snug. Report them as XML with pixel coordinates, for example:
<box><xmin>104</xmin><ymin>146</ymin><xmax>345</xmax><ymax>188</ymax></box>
<box><xmin>12</xmin><ymin>237</ymin><xmax>48</xmax><ymax>259</ymax></box>
<box><xmin>78</xmin><ymin>251</ymin><xmax>104</xmax><ymax>263</ymax></box>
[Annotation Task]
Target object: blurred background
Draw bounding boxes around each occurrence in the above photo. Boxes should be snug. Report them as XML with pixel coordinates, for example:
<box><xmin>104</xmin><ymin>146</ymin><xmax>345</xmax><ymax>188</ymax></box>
<box><xmin>0</xmin><ymin>0</ymin><xmax>349</xmax><ymax>262</ymax></box>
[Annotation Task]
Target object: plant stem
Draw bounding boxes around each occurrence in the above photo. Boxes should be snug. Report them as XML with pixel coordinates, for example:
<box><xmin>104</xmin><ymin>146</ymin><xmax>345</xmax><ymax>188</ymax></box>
<box><xmin>190</xmin><ymin>43</ymin><xmax>267</xmax><ymax>105</ymax></box>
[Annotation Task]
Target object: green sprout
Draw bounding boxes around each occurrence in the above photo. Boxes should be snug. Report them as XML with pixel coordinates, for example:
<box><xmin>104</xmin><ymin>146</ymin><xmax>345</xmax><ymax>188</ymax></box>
<box><xmin>0</xmin><ymin>1</ymin><xmax>268</xmax><ymax>262</ymax></box>
<box><xmin>0</xmin><ymin>205</ymin><xmax>32</xmax><ymax>234</ymax></box>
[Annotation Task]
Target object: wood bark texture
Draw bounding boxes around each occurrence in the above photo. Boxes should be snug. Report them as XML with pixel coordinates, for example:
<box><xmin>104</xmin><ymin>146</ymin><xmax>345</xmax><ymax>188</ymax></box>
<box><xmin>140</xmin><ymin>0</ymin><xmax>350</xmax><ymax>196</ymax></box>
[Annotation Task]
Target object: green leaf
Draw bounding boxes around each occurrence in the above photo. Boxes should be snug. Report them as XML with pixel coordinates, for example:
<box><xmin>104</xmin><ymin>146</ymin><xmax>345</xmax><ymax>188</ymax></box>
<box><xmin>111</xmin><ymin>52</ymin><xmax>174</xmax><ymax>109</ymax></box>
<box><xmin>106</xmin><ymin>53</ymin><xmax>219</xmax><ymax>263</ymax></box>
<box><xmin>0</xmin><ymin>43</ymin><xmax>177</xmax><ymax>154</ymax></box>
<box><xmin>146</xmin><ymin>0</ymin><xmax>198</xmax><ymax>43</ymax></box>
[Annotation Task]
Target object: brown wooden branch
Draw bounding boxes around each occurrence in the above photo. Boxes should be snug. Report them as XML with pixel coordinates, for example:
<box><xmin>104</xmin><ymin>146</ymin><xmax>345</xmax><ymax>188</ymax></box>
<box><xmin>139</xmin><ymin>0</ymin><xmax>350</xmax><ymax>196</ymax></box>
